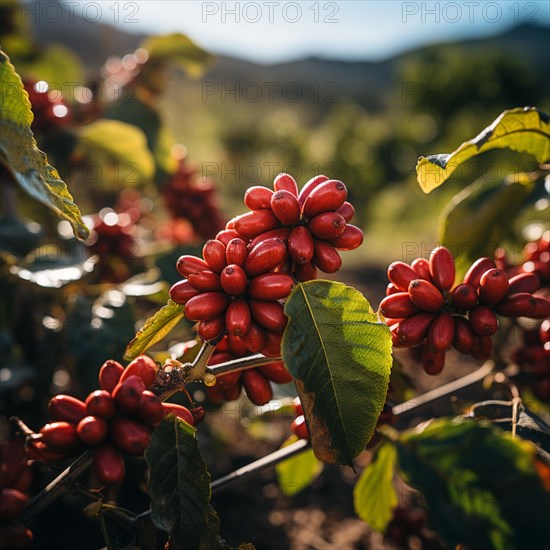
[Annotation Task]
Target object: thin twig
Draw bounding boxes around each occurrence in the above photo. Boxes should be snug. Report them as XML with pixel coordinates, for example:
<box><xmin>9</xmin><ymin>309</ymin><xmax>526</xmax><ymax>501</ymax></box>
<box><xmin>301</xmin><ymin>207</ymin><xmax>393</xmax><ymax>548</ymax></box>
<box><xmin>205</xmin><ymin>354</ymin><xmax>282</xmax><ymax>377</ymax></box>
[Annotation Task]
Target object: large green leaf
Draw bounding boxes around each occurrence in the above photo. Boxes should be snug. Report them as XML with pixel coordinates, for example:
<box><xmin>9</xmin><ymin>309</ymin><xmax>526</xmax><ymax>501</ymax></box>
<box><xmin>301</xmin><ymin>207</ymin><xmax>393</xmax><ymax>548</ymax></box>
<box><xmin>124</xmin><ymin>299</ymin><xmax>184</xmax><ymax>361</ymax></box>
<box><xmin>275</xmin><ymin>435</ymin><xmax>323</xmax><ymax>496</ymax></box>
<box><xmin>396</xmin><ymin>418</ymin><xmax>550</xmax><ymax>550</ymax></box>
<box><xmin>141</xmin><ymin>33</ymin><xmax>214</xmax><ymax>78</ymax></box>
<box><xmin>416</xmin><ymin>107</ymin><xmax>550</xmax><ymax>193</ymax></box>
<box><xmin>146</xmin><ymin>415</ymin><xmax>223</xmax><ymax>550</ymax></box>
<box><xmin>439</xmin><ymin>173</ymin><xmax>535</xmax><ymax>278</ymax></box>
<box><xmin>282</xmin><ymin>281</ymin><xmax>392</xmax><ymax>466</ymax></box>
<box><xmin>353</xmin><ymin>442</ymin><xmax>398</xmax><ymax>532</ymax></box>
<box><xmin>76</xmin><ymin>119</ymin><xmax>155</xmax><ymax>188</ymax></box>
<box><xmin>0</xmin><ymin>50</ymin><xmax>88</xmax><ymax>239</ymax></box>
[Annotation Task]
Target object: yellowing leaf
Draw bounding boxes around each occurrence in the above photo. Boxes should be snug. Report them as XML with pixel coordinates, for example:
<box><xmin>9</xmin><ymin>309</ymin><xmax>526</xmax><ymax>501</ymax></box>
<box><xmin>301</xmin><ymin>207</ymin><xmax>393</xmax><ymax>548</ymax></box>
<box><xmin>0</xmin><ymin>50</ymin><xmax>88</xmax><ymax>239</ymax></box>
<box><xmin>417</xmin><ymin>107</ymin><xmax>550</xmax><ymax>193</ymax></box>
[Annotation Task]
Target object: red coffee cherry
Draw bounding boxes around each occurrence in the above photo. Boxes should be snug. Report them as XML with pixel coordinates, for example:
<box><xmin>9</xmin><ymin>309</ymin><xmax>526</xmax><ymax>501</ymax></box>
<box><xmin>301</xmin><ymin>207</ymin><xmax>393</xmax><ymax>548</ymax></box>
<box><xmin>294</xmin><ymin>261</ymin><xmax>318</xmax><ymax>282</ymax></box>
<box><xmin>85</xmin><ymin>390</ymin><xmax>116</xmax><ymax>420</ymax></box>
<box><xmin>293</xmin><ymin>397</ymin><xmax>304</xmax><ymax>416</ymax></box>
<box><xmin>77</xmin><ymin>416</ymin><xmax>108</xmax><ymax>446</ymax></box>
<box><xmin>308</xmin><ymin>212</ymin><xmax>347</xmax><ymax>240</ymax></box>
<box><xmin>478</xmin><ymin>268</ymin><xmax>509</xmax><ymax>305</ymax></box>
<box><xmin>452</xmin><ymin>316</ymin><xmax>476</xmax><ymax>354</ymax></box>
<box><xmin>395</xmin><ymin>312</ymin><xmax>436</xmax><ymax>347</ymax></box>
<box><xmin>185</xmin><ymin>292</ymin><xmax>230</xmax><ymax>322</ymax></box>
<box><xmin>288</xmin><ymin>226</ymin><xmax>315</xmax><ymax>264</ymax></box>
<box><xmin>291</xmin><ymin>415</ymin><xmax>310</xmax><ymax>440</ymax></box>
<box><xmin>258</xmin><ymin>362</ymin><xmax>294</xmax><ymax>384</ymax></box>
<box><xmin>0</xmin><ymin>488</ymin><xmax>29</xmax><ymax>521</ymax></box>
<box><xmin>48</xmin><ymin>395</ymin><xmax>87</xmax><ymax>425</ymax></box>
<box><xmin>249</xmin><ymin>300</ymin><xmax>287</xmax><ymax>332</ymax></box>
<box><xmin>421</xmin><ymin>344</ymin><xmax>445</xmax><ymax>375</ymax></box>
<box><xmin>469</xmin><ymin>305</ymin><xmax>498</xmax><ymax>336</ymax></box>
<box><xmin>408</xmin><ymin>279</ymin><xmax>445</xmax><ymax>312</ymax></box>
<box><xmin>163</xmin><ymin>403</ymin><xmax>195</xmax><ymax>425</ymax></box>
<box><xmin>120</xmin><ymin>355</ymin><xmax>158</xmax><ymax>389</ymax></box>
<box><xmin>40</xmin><ymin>422</ymin><xmax>80</xmax><ymax>451</ymax></box>
<box><xmin>335</xmin><ymin>201</ymin><xmax>355</xmax><ymax>222</ymax></box>
<box><xmin>313</xmin><ymin>240</ymin><xmax>342</xmax><ymax>273</ymax></box>
<box><xmin>176</xmin><ymin>255</ymin><xmax>209</xmax><ymax>277</ymax></box>
<box><xmin>234</xmin><ymin>209</ymin><xmax>280</xmax><ymax>238</ymax></box>
<box><xmin>220</xmin><ymin>264</ymin><xmax>248</xmax><ymax>296</ymax></box>
<box><xmin>249</xmin><ymin>228</ymin><xmax>290</xmax><ymax>250</ymax></box>
<box><xmin>302</xmin><ymin>179</ymin><xmax>347</xmax><ymax>218</ymax></box>
<box><xmin>387</xmin><ymin>261</ymin><xmax>419</xmax><ymax>292</ymax></box>
<box><xmin>245</xmin><ymin>238</ymin><xmax>288</xmax><ymax>278</ymax></box>
<box><xmin>508</xmin><ymin>272</ymin><xmax>541</xmax><ymax>294</ymax></box>
<box><xmin>329</xmin><ymin>224</ymin><xmax>363</xmax><ymax>251</ymax></box>
<box><xmin>273</xmin><ymin>173</ymin><xmax>299</xmax><ymax>196</ymax></box>
<box><xmin>202</xmin><ymin>239</ymin><xmax>227</xmax><ymax>273</ymax></box>
<box><xmin>494</xmin><ymin>293</ymin><xmax>538</xmax><ymax>317</ymax></box>
<box><xmin>241</xmin><ymin>322</ymin><xmax>267</xmax><ymax>353</ymax></box>
<box><xmin>169</xmin><ymin>280</ymin><xmax>200</xmax><ymax>305</ymax></box>
<box><xmin>216</xmin><ymin>229</ymin><xmax>240</xmax><ymax>246</ymax></box>
<box><xmin>98</xmin><ymin>359</ymin><xmax>124</xmax><ymax>393</ymax></box>
<box><xmin>247</xmin><ymin>273</ymin><xmax>294</xmax><ymax>301</ymax></box>
<box><xmin>471</xmin><ymin>335</ymin><xmax>493</xmax><ymax>360</ymax></box>
<box><xmin>244</xmin><ymin>185</ymin><xmax>274</xmax><ymax>210</ymax></box>
<box><xmin>112</xmin><ymin>375</ymin><xmax>146</xmax><ymax>413</ymax></box>
<box><xmin>271</xmin><ymin>189</ymin><xmax>301</xmax><ymax>225</ymax></box>
<box><xmin>190</xmin><ymin>406</ymin><xmax>207</xmax><ymax>426</ymax></box>
<box><xmin>188</xmin><ymin>269</ymin><xmax>223</xmax><ymax>292</ymax></box>
<box><xmin>463</xmin><ymin>257</ymin><xmax>496</xmax><ymax>287</ymax></box>
<box><xmin>225</xmin><ymin>238</ymin><xmax>248</xmax><ymax>267</ymax></box>
<box><xmin>297</xmin><ymin>174</ymin><xmax>330</xmax><ymax>208</ymax></box>
<box><xmin>242</xmin><ymin>369</ymin><xmax>273</xmax><ymax>405</ymax></box>
<box><xmin>225</xmin><ymin>299</ymin><xmax>252</xmax><ymax>337</ymax></box>
<box><xmin>429</xmin><ymin>246</ymin><xmax>455</xmax><ymax>291</ymax></box>
<box><xmin>93</xmin><ymin>444</ymin><xmax>125</xmax><ymax>486</ymax></box>
<box><xmin>137</xmin><ymin>391</ymin><xmax>166</xmax><ymax>426</ymax></box>
<box><xmin>110</xmin><ymin>419</ymin><xmax>151</xmax><ymax>455</ymax></box>
<box><xmin>451</xmin><ymin>283</ymin><xmax>478</xmax><ymax>310</ymax></box>
<box><xmin>26</xmin><ymin>440</ymin><xmax>70</xmax><ymax>463</ymax></box>
<box><xmin>197</xmin><ymin>317</ymin><xmax>226</xmax><ymax>341</ymax></box>
<box><xmin>411</xmin><ymin>258</ymin><xmax>432</xmax><ymax>281</ymax></box>
<box><xmin>263</xmin><ymin>330</ymin><xmax>283</xmax><ymax>357</ymax></box>
<box><xmin>426</xmin><ymin>312</ymin><xmax>455</xmax><ymax>351</ymax></box>
<box><xmin>533</xmin><ymin>296</ymin><xmax>550</xmax><ymax>319</ymax></box>
<box><xmin>379</xmin><ymin>293</ymin><xmax>420</xmax><ymax>318</ymax></box>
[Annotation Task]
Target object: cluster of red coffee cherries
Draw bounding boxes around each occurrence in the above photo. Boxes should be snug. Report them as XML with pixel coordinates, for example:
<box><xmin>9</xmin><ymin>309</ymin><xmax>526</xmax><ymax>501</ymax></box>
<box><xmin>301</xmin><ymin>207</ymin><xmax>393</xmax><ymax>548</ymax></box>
<box><xmin>163</xmin><ymin>158</ymin><xmax>226</xmax><ymax>240</ymax></box>
<box><xmin>0</xmin><ymin>440</ymin><xmax>33</xmax><ymax>549</ymax></box>
<box><xmin>169</xmin><ymin>173</ymin><xmax>364</xmax><ymax>358</ymax></box>
<box><xmin>380</xmin><ymin>246</ymin><xmax>550</xmax><ymax>374</ymax></box>
<box><xmin>31</xmin><ymin>356</ymin><xmax>198</xmax><ymax>486</ymax></box>
<box><xmin>206</xmin><ymin>337</ymin><xmax>293</xmax><ymax>405</ymax></box>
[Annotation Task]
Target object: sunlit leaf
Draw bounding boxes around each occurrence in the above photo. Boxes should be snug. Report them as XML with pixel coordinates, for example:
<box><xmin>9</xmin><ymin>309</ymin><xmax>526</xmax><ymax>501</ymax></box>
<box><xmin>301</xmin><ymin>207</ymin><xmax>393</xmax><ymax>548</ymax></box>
<box><xmin>0</xmin><ymin>50</ymin><xmax>88</xmax><ymax>239</ymax></box>
<box><xmin>275</xmin><ymin>435</ymin><xmax>323</xmax><ymax>496</ymax></box>
<box><xmin>416</xmin><ymin>107</ymin><xmax>549</xmax><ymax>193</ymax></box>
<box><xmin>282</xmin><ymin>281</ymin><xmax>392</xmax><ymax>466</ymax></box>
<box><xmin>124</xmin><ymin>299</ymin><xmax>184</xmax><ymax>361</ymax></box>
<box><xmin>354</xmin><ymin>443</ymin><xmax>398</xmax><ymax>532</ymax></box>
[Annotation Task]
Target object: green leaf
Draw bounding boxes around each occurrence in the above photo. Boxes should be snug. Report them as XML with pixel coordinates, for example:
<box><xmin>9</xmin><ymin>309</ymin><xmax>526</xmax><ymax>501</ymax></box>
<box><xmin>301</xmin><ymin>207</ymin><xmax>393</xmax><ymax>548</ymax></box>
<box><xmin>438</xmin><ymin>173</ymin><xmax>535</xmax><ymax>278</ymax></box>
<box><xmin>353</xmin><ymin>442</ymin><xmax>398</xmax><ymax>532</ymax></box>
<box><xmin>141</xmin><ymin>33</ymin><xmax>214</xmax><ymax>78</ymax></box>
<box><xmin>76</xmin><ymin>119</ymin><xmax>155</xmax><ymax>188</ymax></box>
<box><xmin>124</xmin><ymin>299</ymin><xmax>184</xmax><ymax>361</ymax></box>
<box><xmin>416</xmin><ymin>107</ymin><xmax>550</xmax><ymax>193</ymax></box>
<box><xmin>146</xmin><ymin>415</ymin><xmax>222</xmax><ymax>550</ymax></box>
<box><xmin>0</xmin><ymin>50</ymin><xmax>88</xmax><ymax>239</ymax></box>
<box><xmin>275</xmin><ymin>435</ymin><xmax>323</xmax><ymax>496</ymax></box>
<box><xmin>396</xmin><ymin>418</ymin><xmax>550</xmax><ymax>550</ymax></box>
<box><xmin>282</xmin><ymin>281</ymin><xmax>392</xmax><ymax>466</ymax></box>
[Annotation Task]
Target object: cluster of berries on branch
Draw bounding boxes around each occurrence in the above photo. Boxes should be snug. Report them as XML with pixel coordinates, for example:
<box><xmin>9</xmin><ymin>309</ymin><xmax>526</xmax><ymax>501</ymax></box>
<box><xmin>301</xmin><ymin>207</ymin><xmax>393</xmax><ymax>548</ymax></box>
<box><xmin>206</xmin><ymin>337</ymin><xmax>293</xmax><ymax>405</ymax></box>
<box><xmin>0</xmin><ymin>439</ymin><xmax>33</xmax><ymax>549</ymax></box>
<box><xmin>32</xmin><ymin>356</ymin><xmax>196</xmax><ymax>486</ymax></box>
<box><xmin>380</xmin><ymin>246</ymin><xmax>550</xmax><ymax>375</ymax></box>
<box><xmin>163</xmin><ymin>159</ymin><xmax>226</xmax><ymax>240</ymax></box>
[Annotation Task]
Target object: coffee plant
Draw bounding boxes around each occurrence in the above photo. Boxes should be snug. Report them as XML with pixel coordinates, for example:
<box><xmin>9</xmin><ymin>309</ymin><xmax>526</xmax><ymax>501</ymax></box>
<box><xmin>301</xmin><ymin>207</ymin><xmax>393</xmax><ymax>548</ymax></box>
<box><xmin>1</xmin><ymin>34</ymin><xmax>550</xmax><ymax>550</ymax></box>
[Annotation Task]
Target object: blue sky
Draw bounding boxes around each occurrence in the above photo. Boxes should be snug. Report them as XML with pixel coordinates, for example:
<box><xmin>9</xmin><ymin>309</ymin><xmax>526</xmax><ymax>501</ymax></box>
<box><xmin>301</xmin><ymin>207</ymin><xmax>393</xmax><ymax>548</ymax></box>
<box><xmin>68</xmin><ymin>1</ymin><xmax>550</xmax><ymax>63</ymax></box>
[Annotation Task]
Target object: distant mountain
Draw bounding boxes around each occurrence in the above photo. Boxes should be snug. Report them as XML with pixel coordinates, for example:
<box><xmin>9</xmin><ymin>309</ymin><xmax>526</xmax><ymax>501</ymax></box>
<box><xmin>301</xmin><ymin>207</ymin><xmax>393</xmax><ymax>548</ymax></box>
<box><xmin>30</xmin><ymin>0</ymin><xmax>548</xmax><ymax>106</ymax></box>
